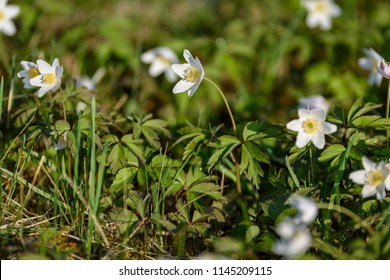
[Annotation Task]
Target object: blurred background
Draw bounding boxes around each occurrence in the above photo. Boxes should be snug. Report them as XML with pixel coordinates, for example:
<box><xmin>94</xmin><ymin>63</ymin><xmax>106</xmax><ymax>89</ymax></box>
<box><xmin>2</xmin><ymin>0</ymin><xmax>390</xmax><ymax>130</ymax></box>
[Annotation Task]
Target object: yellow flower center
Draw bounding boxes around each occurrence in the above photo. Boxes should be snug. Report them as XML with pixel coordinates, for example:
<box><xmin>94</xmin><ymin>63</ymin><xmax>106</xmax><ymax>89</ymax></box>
<box><xmin>0</xmin><ymin>10</ymin><xmax>5</xmax><ymax>21</ymax></box>
<box><xmin>28</xmin><ymin>68</ymin><xmax>40</xmax><ymax>79</ymax></box>
<box><xmin>314</xmin><ymin>1</ymin><xmax>328</xmax><ymax>13</ymax></box>
<box><xmin>367</xmin><ymin>169</ymin><xmax>384</xmax><ymax>188</ymax></box>
<box><xmin>42</xmin><ymin>73</ymin><xmax>56</xmax><ymax>85</ymax></box>
<box><xmin>184</xmin><ymin>66</ymin><xmax>200</xmax><ymax>83</ymax></box>
<box><xmin>302</xmin><ymin>118</ymin><xmax>318</xmax><ymax>134</ymax></box>
<box><xmin>157</xmin><ymin>55</ymin><xmax>172</xmax><ymax>65</ymax></box>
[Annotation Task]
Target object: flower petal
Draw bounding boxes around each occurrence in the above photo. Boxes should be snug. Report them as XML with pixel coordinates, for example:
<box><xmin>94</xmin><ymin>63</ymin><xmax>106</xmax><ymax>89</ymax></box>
<box><xmin>310</xmin><ymin>131</ymin><xmax>325</xmax><ymax>149</ymax></box>
<box><xmin>172</xmin><ymin>79</ymin><xmax>195</xmax><ymax>94</ymax></box>
<box><xmin>165</xmin><ymin>69</ymin><xmax>178</xmax><ymax>83</ymax></box>
<box><xmin>188</xmin><ymin>80</ymin><xmax>201</xmax><ymax>97</ymax></box>
<box><xmin>171</xmin><ymin>63</ymin><xmax>189</xmax><ymax>78</ymax></box>
<box><xmin>36</xmin><ymin>59</ymin><xmax>53</xmax><ymax>74</ymax></box>
<box><xmin>149</xmin><ymin>60</ymin><xmax>168</xmax><ymax>77</ymax></box>
<box><xmin>286</xmin><ymin>119</ymin><xmax>302</xmax><ymax>132</ymax></box>
<box><xmin>349</xmin><ymin>170</ymin><xmax>366</xmax><ymax>185</ymax></box>
<box><xmin>140</xmin><ymin>50</ymin><xmax>156</xmax><ymax>63</ymax></box>
<box><xmin>319</xmin><ymin>121</ymin><xmax>337</xmax><ymax>135</ymax></box>
<box><xmin>361</xmin><ymin>185</ymin><xmax>376</xmax><ymax>198</ymax></box>
<box><xmin>362</xmin><ymin>157</ymin><xmax>375</xmax><ymax>171</ymax></box>
<box><xmin>296</xmin><ymin>131</ymin><xmax>311</xmax><ymax>148</ymax></box>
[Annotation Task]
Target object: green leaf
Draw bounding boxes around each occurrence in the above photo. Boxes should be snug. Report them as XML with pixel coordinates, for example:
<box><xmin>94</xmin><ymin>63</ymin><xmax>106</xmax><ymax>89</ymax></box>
<box><xmin>318</xmin><ymin>144</ymin><xmax>346</xmax><ymax>162</ymax></box>
<box><xmin>347</xmin><ymin>97</ymin><xmax>364</xmax><ymax>123</ymax></box>
<box><xmin>182</xmin><ymin>134</ymin><xmax>205</xmax><ymax>161</ymax></box>
<box><xmin>240</xmin><ymin>142</ymin><xmax>267</xmax><ymax>186</ymax></box>
<box><xmin>151</xmin><ymin>213</ymin><xmax>177</xmax><ymax>232</ymax></box>
<box><xmin>101</xmin><ymin>134</ymin><xmax>119</xmax><ymax>145</ymax></box>
<box><xmin>187</xmin><ymin>182</ymin><xmax>224</xmax><ymax>202</ymax></box>
<box><xmin>107</xmin><ymin>144</ymin><xmax>126</xmax><ymax>174</ymax></box>
<box><xmin>54</xmin><ymin>120</ymin><xmax>70</xmax><ymax>134</ymax></box>
<box><xmin>207</xmin><ymin>135</ymin><xmax>240</xmax><ymax>171</ymax></box>
<box><xmin>351</xmin><ymin>115</ymin><xmax>381</xmax><ymax>128</ymax></box>
<box><xmin>121</xmin><ymin>134</ymin><xmax>145</xmax><ymax>162</ymax></box>
<box><xmin>111</xmin><ymin>167</ymin><xmax>137</xmax><ymax>191</ymax></box>
<box><xmin>243</xmin><ymin>120</ymin><xmax>283</xmax><ymax>141</ymax></box>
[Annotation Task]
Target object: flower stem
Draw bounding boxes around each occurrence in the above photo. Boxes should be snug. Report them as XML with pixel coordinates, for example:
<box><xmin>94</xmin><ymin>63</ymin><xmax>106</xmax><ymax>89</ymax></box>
<box><xmin>204</xmin><ymin>77</ymin><xmax>236</xmax><ymax>132</ymax></box>
<box><xmin>309</xmin><ymin>146</ymin><xmax>315</xmax><ymax>187</ymax></box>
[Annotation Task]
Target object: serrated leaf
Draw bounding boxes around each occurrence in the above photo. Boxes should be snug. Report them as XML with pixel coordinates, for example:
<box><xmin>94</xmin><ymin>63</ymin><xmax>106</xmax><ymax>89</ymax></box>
<box><xmin>352</xmin><ymin>103</ymin><xmax>382</xmax><ymax>120</ymax></box>
<box><xmin>246</xmin><ymin>225</ymin><xmax>260</xmax><ymax>244</ymax></box>
<box><xmin>182</xmin><ymin>134</ymin><xmax>205</xmax><ymax>161</ymax></box>
<box><xmin>107</xmin><ymin>144</ymin><xmax>126</xmax><ymax>174</ymax></box>
<box><xmin>240</xmin><ymin>143</ymin><xmax>266</xmax><ymax>186</ymax></box>
<box><xmin>140</xmin><ymin>125</ymin><xmax>160</xmax><ymax>149</ymax></box>
<box><xmin>243</xmin><ymin>120</ymin><xmax>283</xmax><ymax>141</ymax></box>
<box><xmin>187</xmin><ymin>182</ymin><xmax>223</xmax><ymax>201</ymax></box>
<box><xmin>54</xmin><ymin>120</ymin><xmax>70</xmax><ymax>134</ymax></box>
<box><xmin>347</xmin><ymin>97</ymin><xmax>364</xmax><ymax>123</ymax></box>
<box><xmin>318</xmin><ymin>144</ymin><xmax>346</xmax><ymax>162</ymax></box>
<box><xmin>366</xmin><ymin>117</ymin><xmax>390</xmax><ymax>127</ymax></box>
<box><xmin>111</xmin><ymin>167</ymin><xmax>137</xmax><ymax>191</ymax></box>
<box><xmin>101</xmin><ymin>134</ymin><xmax>119</xmax><ymax>145</ymax></box>
<box><xmin>121</xmin><ymin>134</ymin><xmax>145</xmax><ymax>162</ymax></box>
<box><xmin>207</xmin><ymin>135</ymin><xmax>240</xmax><ymax>171</ymax></box>
<box><xmin>351</xmin><ymin>115</ymin><xmax>381</xmax><ymax>128</ymax></box>
<box><xmin>143</xmin><ymin>119</ymin><xmax>171</xmax><ymax>138</ymax></box>
<box><xmin>207</xmin><ymin>143</ymin><xmax>238</xmax><ymax>172</ymax></box>
<box><xmin>151</xmin><ymin>214</ymin><xmax>177</xmax><ymax>232</ymax></box>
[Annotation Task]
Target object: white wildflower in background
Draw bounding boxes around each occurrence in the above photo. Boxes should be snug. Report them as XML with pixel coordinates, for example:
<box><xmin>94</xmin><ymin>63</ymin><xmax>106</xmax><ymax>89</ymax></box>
<box><xmin>30</xmin><ymin>58</ymin><xmax>63</xmax><ymax>97</ymax></box>
<box><xmin>76</xmin><ymin>68</ymin><xmax>105</xmax><ymax>91</ymax></box>
<box><xmin>17</xmin><ymin>61</ymin><xmax>40</xmax><ymax>89</ymax></box>
<box><xmin>54</xmin><ymin>131</ymin><xmax>68</xmax><ymax>151</ymax></box>
<box><xmin>378</xmin><ymin>59</ymin><xmax>390</xmax><ymax>79</ymax></box>
<box><xmin>273</xmin><ymin>195</ymin><xmax>318</xmax><ymax>259</ymax></box>
<box><xmin>298</xmin><ymin>95</ymin><xmax>329</xmax><ymax>114</ymax></box>
<box><xmin>349</xmin><ymin>157</ymin><xmax>390</xmax><ymax>200</ymax></box>
<box><xmin>273</xmin><ymin>218</ymin><xmax>313</xmax><ymax>259</ymax></box>
<box><xmin>286</xmin><ymin>108</ymin><xmax>337</xmax><ymax>149</ymax></box>
<box><xmin>141</xmin><ymin>47</ymin><xmax>179</xmax><ymax>83</ymax></box>
<box><xmin>358</xmin><ymin>48</ymin><xmax>384</xmax><ymax>86</ymax></box>
<box><xmin>288</xmin><ymin>195</ymin><xmax>318</xmax><ymax>225</ymax></box>
<box><xmin>0</xmin><ymin>0</ymin><xmax>20</xmax><ymax>36</ymax></box>
<box><xmin>302</xmin><ymin>0</ymin><xmax>341</xmax><ymax>30</ymax></box>
<box><xmin>76</xmin><ymin>101</ymin><xmax>87</xmax><ymax>113</ymax></box>
<box><xmin>171</xmin><ymin>49</ymin><xmax>205</xmax><ymax>97</ymax></box>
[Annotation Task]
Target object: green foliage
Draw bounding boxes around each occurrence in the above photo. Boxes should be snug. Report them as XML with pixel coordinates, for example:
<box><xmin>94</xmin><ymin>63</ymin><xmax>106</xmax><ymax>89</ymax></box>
<box><xmin>2</xmin><ymin>0</ymin><xmax>390</xmax><ymax>261</ymax></box>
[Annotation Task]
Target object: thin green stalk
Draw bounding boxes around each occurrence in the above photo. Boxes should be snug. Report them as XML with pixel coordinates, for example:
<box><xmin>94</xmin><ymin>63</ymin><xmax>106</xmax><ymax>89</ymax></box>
<box><xmin>309</xmin><ymin>146</ymin><xmax>315</xmax><ymax>187</ymax></box>
<box><xmin>0</xmin><ymin>76</ymin><xmax>3</xmax><ymax>122</ymax></box>
<box><xmin>204</xmin><ymin>77</ymin><xmax>236</xmax><ymax>132</ymax></box>
<box><xmin>87</xmin><ymin>96</ymin><xmax>96</xmax><ymax>259</ymax></box>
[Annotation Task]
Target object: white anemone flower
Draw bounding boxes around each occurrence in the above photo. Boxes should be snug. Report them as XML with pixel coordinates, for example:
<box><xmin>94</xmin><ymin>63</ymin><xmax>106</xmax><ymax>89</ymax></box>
<box><xmin>0</xmin><ymin>0</ymin><xmax>20</xmax><ymax>36</ymax></box>
<box><xmin>298</xmin><ymin>95</ymin><xmax>329</xmax><ymax>114</ymax></box>
<box><xmin>54</xmin><ymin>131</ymin><xmax>68</xmax><ymax>151</ymax></box>
<box><xmin>288</xmin><ymin>195</ymin><xmax>318</xmax><ymax>225</ymax></box>
<box><xmin>17</xmin><ymin>61</ymin><xmax>40</xmax><ymax>89</ymax></box>
<box><xmin>286</xmin><ymin>108</ymin><xmax>337</xmax><ymax>149</ymax></box>
<box><xmin>30</xmin><ymin>58</ymin><xmax>63</xmax><ymax>98</ymax></box>
<box><xmin>273</xmin><ymin>195</ymin><xmax>318</xmax><ymax>259</ymax></box>
<box><xmin>171</xmin><ymin>49</ymin><xmax>205</xmax><ymax>97</ymax></box>
<box><xmin>358</xmin><ymin>48</ymin><xmax>384</xmax><ymax>86</ymax></box>
<box><xmin>76</xmin><ymin>68</ymin><xmax>105</xmax><ymax>91</ymax></box>
<box><xmin>378</xmin><ymin>59</ymin><xmax>390</xmax><ymax>80</ymax></box>
<box><xmin>273</xmin><ymin>218</ymin><xmax>313</xmax><ymax>259</ymax></box>
<box><xmin>141</xmin><ymin>47</ymin><xmax>179</xmax><ymax>83</ymax></box>
<box><xmin>303</xmin><ymin>0</ymin><xmax>341</xmax><ymax>30</ymax></box>
<box><xmin>349</xmin><ymin>157</ymin><xmax>390</xmax><ymax>200</ymax></box>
